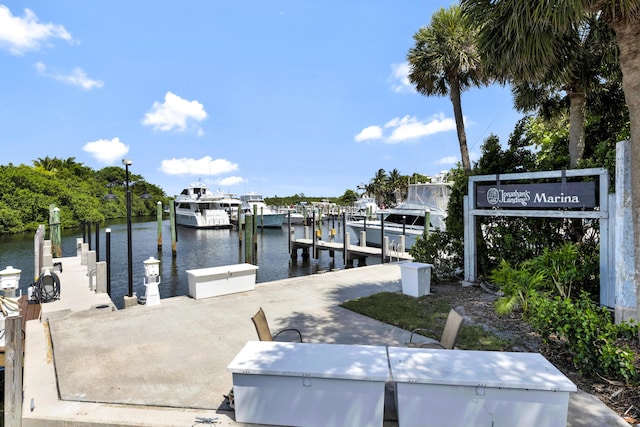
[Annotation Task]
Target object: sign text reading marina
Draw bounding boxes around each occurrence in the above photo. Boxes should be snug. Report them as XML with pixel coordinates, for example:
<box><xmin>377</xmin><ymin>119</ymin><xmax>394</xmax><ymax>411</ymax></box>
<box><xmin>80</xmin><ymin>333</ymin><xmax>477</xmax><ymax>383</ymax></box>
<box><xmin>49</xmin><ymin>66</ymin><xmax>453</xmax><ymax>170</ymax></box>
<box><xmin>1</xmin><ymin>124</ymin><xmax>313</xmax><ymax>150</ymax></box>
<box><xmin>476</xmin><ymin>182</ymin><xmax>596</xmax><ymax>209</ymax></box>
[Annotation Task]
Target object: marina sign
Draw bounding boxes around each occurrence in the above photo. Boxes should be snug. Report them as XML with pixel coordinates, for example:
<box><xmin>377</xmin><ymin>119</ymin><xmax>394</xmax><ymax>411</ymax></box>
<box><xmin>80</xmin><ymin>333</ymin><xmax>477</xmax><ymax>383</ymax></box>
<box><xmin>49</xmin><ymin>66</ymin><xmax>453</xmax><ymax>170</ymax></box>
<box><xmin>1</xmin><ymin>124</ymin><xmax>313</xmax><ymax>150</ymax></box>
<box><xmin>476</xmin><ymin>182</ymin><xmax>596</xmax><ymax>209</ymax></box>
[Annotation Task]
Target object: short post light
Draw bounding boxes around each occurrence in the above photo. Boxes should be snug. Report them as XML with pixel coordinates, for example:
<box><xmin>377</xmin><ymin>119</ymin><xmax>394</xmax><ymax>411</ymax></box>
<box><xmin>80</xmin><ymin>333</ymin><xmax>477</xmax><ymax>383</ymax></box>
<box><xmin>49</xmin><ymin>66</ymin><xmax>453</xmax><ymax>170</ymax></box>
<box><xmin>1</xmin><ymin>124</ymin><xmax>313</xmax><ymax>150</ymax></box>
<box><xmin>142</xmin><ymin>256</ymin><xmax>161</xmax><ymax>306</ymax></box>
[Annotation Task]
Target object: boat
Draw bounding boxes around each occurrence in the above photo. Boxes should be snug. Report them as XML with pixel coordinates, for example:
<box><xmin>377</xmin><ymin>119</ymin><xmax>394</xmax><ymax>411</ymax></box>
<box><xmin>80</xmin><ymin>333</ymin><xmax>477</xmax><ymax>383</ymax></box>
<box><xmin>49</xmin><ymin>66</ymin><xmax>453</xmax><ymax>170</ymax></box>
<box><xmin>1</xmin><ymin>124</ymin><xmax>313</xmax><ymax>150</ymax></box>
<box><xmin>351</xmin><ymin>196</ymin><xmax>378</xmax><ymax>220</ymax></box>
<box><xmin>174</xmin><ymin>182</ymin><xmax>233</xmax><ymax>229</ymax></box>
<box><xmin>240</xmin><ymin>193</ymin><xmax>287</xmax><ymax>228</ymax></box>
<box><xmin>346</xmin><ymin>173</ymin><xmax>452</xmax><ymax>251</ymax></box>
<box><xmin>277</xmin><ymin>207</ymin><xmax>305</xmax><ymax>225</ymax></box>
<box><xmin>216</xmin><ymin>192</ymin><xmax>243</xmax><ymax>225</ymax></box>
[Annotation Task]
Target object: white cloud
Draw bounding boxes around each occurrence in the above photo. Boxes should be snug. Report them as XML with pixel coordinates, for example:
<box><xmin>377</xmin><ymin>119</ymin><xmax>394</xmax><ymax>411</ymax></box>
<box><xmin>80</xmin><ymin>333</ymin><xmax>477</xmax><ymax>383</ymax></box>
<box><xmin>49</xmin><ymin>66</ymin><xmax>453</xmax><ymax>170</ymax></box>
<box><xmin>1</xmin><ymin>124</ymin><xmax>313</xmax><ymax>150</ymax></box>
<box><xmin>386</xmin><ymin>114</ymin><xmax>456</xmax><ymax>143</ymax></box>
<box><xmin>355</xmin><ymin>113</ymin><xmax>456</xmax><ymax>144</ymax></box>
<box><xmin>142</xmin><ymin>92</ymin><xmax>208</xmax><ymax>134</ymax></box>
<box><xmin>435</xmin><ymin>156</ymin><xmax>458</xmax><ymax>165</ymax></box>
<box><xmin>35</xmin><ymin>62</ymin><xmax>103</xmax><ymax>90</ymax></box>
<box><xmin>0</xmin><ymin>5</ymin><xmax>73</xmax><ymax>55</ymax></box>
<box><xmin>218</xmin><ymin>176</ymin><xmax>246</xmax><ymax>187</ymax></box>
<box><xmin>389</xmin><ymin>62</ymin><xmax>414</xmax><ymax>93</ymax></box>
<box><xmin>82</xmin><ymin>137</ymin><xmax>129</xmax><ymax>164</ymax></box>
<box><xmin>354</xmin><ymin>125</ymin><xmax>383</xmax><ymax>142</ymax></box>
<box><xmin>160</xmin><ymin>156</ymin><xmax>238</xmax><ymax>176</ymax></box>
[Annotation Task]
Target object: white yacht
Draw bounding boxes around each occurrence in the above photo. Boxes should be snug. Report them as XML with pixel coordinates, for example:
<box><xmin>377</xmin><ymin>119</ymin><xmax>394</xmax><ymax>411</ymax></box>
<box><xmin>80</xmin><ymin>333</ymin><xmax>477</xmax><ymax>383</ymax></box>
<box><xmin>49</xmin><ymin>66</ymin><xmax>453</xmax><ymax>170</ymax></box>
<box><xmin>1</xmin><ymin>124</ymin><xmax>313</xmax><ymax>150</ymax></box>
<box><xmin>346</xmin><ymin>174</ymin><xmax>452</xmax><ymax>251</ymax></box>
<box><xmin>351</xmin><ymin>196</ymin><xmax>378</xmax><ymax>220</ymax></box>
<box><xmin>174</xmin><ymin>182</ymin><xmax>232</xmax><ymax>229</ymax></box>
<box><xmin>216</xmin><ymin>192</ymin><xmax>243</xmax><ymax>225</ymax></box>
<box><xmin>278</xmin><ymin>207</ymin><xmax>305</xmax><ymax>225</ymax></box>
<box><xmin>240</xmin><ymin>193</ymin><xmax>287</xmax><ymax>228</ymax></box>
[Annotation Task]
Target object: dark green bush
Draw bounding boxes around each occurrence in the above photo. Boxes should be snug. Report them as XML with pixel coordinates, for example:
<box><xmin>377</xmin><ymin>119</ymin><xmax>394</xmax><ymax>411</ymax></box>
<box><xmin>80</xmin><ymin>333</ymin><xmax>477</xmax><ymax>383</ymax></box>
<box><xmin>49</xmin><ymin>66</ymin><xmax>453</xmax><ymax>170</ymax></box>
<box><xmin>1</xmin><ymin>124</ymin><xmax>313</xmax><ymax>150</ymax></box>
<box><xmin>409</xmin><ymin>230</ymin><xmax>463</xmax><ymax>281</ymax></box>
<box><xmin>527</xmin><ymin>291</ymin><xmax>638</xmax><ymax>383</ymax></box>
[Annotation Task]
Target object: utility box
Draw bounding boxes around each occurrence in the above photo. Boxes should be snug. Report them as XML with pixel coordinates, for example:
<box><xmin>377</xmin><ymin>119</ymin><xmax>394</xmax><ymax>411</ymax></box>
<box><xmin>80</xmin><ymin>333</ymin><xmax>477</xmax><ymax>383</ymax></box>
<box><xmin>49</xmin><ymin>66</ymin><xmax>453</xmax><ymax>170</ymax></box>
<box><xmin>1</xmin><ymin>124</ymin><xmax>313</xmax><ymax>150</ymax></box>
<box><xmin>388</xmin><ymin>347</ymin><xmax>576</xmax><ymax>427</ymax></box>
<box><xmin>228</xmin><ymin>341</ymin><xmax>388</xmax><ymax>427</ymax></box>
<box><xmin>186</xmin><ymin>263</ymin><xmax>258</xmax><ymax>299</ymax></box>
<box><xmin>400</xmin><ymin>262</ymin><xmax>432</xmax><ymax>297</ymax></box>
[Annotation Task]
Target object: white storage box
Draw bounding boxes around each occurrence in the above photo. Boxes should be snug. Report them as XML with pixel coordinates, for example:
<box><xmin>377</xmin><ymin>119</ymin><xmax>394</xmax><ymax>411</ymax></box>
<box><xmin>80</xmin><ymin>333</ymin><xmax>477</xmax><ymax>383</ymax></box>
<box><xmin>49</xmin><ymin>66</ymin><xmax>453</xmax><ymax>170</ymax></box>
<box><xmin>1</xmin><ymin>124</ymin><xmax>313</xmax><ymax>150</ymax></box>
<box><xmin>388</xmin><ymin>347</ymin><xmax>576</xmax><ymax>427</ymax></box>
<box><xmin>400</xmin><ymin>262</ymin><xmax>432</xmax><ymax>297</ymax></box>
<box><xmin>227</xmin><ymin>341</ymin><xmax>389</xmax><ymax>427</ymax></box>
<box><xmin>186</xmin><ymin>263</ymin><xmax>258</xmax><ymax>299</ymax></box>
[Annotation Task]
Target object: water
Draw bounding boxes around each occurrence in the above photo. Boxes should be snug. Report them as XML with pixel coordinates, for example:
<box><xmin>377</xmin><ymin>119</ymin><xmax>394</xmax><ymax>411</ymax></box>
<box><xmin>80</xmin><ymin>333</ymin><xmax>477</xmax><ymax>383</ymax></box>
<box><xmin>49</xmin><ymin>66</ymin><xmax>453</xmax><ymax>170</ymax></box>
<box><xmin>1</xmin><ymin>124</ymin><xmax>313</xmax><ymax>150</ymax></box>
<box><xmin>0</xmin><ymin>218</ymin><xmax>377</xmax><ymax>308</ymax></box>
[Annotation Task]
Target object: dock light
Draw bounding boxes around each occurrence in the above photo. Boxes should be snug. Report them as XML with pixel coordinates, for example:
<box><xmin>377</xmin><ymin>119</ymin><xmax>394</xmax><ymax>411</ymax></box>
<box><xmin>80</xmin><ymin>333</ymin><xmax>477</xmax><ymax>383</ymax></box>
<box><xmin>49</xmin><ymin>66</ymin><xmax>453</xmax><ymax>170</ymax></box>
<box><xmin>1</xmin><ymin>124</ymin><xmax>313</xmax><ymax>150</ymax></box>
<box><xmin>143</xmin><ymin>256</ymin><xmax>160</xmax><ymax>278</ymax></box>
<box><xmin>123</xmin><ymin>159</ymin><xmax>134</xmax><ymax>300</ymax></box>
<box><xmin>143</xmin><ymin>257</ymin><xmax>161</xmax><ymax>306</ymax></box>
<box><xmin>0</xmin><ymin>265</ymin><xmax>20</xmax><ymax>294</ymax></box>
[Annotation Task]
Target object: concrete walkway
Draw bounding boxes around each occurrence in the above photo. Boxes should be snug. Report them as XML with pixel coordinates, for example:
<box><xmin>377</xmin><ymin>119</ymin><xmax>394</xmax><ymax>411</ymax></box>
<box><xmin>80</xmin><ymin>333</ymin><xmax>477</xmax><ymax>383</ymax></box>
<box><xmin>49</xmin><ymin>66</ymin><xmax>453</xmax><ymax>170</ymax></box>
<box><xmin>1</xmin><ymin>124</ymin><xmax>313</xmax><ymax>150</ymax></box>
<box><xmin>21</xmin><ymin>255</ymin><xmax>630</xmax><ymax>427</ymax></box>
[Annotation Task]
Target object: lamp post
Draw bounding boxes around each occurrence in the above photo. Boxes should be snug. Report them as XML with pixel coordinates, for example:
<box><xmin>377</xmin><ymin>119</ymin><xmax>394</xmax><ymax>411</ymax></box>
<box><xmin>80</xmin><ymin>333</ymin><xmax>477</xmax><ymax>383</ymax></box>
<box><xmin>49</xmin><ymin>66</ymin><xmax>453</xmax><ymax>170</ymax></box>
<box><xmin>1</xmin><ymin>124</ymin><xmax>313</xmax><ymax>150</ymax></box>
<box><xmin>123</xmin><ymin>159</ymin><xmax>134</xmax><ymax>299</ymax></box>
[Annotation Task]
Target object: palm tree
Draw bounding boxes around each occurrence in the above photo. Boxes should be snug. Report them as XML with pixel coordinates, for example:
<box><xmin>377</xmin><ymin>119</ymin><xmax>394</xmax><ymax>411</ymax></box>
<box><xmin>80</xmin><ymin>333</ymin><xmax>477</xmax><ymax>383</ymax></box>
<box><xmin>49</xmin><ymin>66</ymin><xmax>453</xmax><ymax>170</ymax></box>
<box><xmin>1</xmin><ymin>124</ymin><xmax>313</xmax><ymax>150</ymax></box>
<box><xmin>406</xmin><ymin>5</ymin><xmax>489</xmax><ymax>173</ymax></box>
<box><xmin>387</xmin><ymin>169</ymin><xmax>404</xmax><ymax>205</ymax></box>
<box><xmin>461</xmin><ymin>0</ymin><xmax>640</xmax><ymax>320</ymax></box>
<box><xmin>365</xmin><ymin>169</ymin><xmax>389</xmax><ymax>207</ymax></box>
<box><xmin>503</xmin><ymin>14</ymin><xmax>617</xmax><ymax>168</ymax></box>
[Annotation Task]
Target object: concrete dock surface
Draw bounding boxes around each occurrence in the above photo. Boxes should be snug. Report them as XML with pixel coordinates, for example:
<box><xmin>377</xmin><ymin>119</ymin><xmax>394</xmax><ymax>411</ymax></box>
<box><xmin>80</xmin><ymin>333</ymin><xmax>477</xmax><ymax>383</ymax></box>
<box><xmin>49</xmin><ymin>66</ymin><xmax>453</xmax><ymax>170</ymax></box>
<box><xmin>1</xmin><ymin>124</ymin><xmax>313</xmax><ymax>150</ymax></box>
<box><xmin>21</xmin><ymin>255</ymin><xmax>630</xmax><ymax>427</ymax></box>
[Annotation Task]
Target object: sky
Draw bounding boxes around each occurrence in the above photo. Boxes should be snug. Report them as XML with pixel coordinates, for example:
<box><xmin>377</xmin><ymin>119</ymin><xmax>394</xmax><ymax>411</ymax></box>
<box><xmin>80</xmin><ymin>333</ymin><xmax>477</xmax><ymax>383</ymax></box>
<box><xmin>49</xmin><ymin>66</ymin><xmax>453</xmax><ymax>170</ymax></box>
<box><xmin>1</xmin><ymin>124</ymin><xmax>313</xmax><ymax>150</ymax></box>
<box><xmin>0</xmin><ymin>1</ymin><xmax>523</xmax><ymax>198</ymax></box>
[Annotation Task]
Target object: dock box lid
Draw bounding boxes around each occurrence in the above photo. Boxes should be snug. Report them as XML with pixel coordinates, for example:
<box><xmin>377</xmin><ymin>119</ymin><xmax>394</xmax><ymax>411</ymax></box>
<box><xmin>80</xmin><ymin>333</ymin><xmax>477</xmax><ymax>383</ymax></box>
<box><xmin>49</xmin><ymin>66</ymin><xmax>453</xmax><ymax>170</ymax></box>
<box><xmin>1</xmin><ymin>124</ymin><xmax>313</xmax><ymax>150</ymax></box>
<box><xmin>227</xmin><ymin>341</ymin><xmax>389</xmax><ymax>382</ymax></box>
<box><xmin>186</xmin><ymin>263</ymin><xmax>259</xmax><ymax>277</ymax></box>
<box><xmin>400</xmin><ymin>262</ymin><xmax>433</xmax><ymax>270</ymax></box>
<box><xmin>388</xmin><ymin>347</ymin><xmax>576</xmax><ymax>392</ymax></box>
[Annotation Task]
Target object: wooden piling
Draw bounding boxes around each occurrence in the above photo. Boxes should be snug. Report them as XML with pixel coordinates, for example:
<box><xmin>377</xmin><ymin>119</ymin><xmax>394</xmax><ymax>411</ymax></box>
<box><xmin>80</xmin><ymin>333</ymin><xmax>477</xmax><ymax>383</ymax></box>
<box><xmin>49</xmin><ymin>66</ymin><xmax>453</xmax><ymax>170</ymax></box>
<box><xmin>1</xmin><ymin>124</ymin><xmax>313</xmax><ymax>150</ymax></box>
<box><xmin>170</xmin><ymin>200</ymin><xmax>177</xmax><ymax>257</ymax></box>
<box><xmin>245</xmin><ymin>214</ymin><xmax>254</xmax><ymax>263</ymax></box>
<box><xmin>50</xmin><ymin>206</ymin><xmax>62</xmax><ymax>258</ymax></box>
<box><xmin>424</xmin><ymin>209</ymin><xmax>431</xmax><ymax>239</ymax></box>
<box><xmin>252</xmin><ymin>206</ymin><xmax>258</xmax><ymax>260</ymax></box>
<box><xmin>4</xmin><ymin>315</ymin><xmax>23</xmax><ymax>427</ymax></box>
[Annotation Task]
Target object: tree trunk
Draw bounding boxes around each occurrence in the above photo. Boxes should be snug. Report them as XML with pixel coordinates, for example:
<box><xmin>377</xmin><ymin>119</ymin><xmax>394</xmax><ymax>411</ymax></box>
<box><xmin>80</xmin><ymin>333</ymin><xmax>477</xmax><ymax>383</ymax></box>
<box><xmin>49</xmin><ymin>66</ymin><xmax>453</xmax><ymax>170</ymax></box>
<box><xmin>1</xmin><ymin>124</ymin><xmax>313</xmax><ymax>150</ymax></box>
<box><xmin>449</xmin><ymin>78</ymin><xmax>472</xmax><ymax>172</ymax></box>
<box><xmin>568</xmin><ymin>91</ymin><xmax>586</xmax><ymax>169</ymax></box>
<box><xmin>613</xmin><ymin>18</ymin><xmax>640</xmax><ymax>324</ymax></box>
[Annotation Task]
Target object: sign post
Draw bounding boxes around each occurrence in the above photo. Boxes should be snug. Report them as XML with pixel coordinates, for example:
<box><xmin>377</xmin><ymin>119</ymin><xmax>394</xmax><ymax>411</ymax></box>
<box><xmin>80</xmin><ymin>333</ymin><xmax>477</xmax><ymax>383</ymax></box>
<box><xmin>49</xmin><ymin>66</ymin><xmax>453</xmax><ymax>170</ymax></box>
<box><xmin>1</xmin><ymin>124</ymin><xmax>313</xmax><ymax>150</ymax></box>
<box><xmin>464</xmin><ymin>168</ymin><xmax>611</xmax><ymax>307</ymax></box>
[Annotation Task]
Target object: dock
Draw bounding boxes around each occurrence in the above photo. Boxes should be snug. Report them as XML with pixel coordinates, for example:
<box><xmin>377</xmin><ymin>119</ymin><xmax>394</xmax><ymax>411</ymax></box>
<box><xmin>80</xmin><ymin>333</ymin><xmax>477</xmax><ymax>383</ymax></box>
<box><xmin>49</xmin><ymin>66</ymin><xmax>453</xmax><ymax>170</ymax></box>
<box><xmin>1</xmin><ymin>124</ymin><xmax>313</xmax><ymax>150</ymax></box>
<box><xmin>13</xmin><ymin>250</ymin><xmax>630</xmax><ymax>427</ymax></box>
<box><xmin>20</xmin><ymin>255</ymin><xmax>410</xmax><ymax>426</ymax></box>
<box><xmin>288</xmin><ymin>226</ymin><xmax>413</xmax><ymax>265</ymax></box>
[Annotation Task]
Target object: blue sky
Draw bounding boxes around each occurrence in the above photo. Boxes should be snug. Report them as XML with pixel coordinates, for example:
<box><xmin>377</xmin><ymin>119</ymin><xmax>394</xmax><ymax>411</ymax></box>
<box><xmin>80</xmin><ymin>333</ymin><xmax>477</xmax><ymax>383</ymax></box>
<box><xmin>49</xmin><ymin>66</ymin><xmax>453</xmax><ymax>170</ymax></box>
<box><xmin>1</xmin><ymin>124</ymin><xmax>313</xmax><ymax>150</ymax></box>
<box><xmin>0</xmin><ymin>1</ymin><xmax>522</xmax><ymax>198</ymax></box>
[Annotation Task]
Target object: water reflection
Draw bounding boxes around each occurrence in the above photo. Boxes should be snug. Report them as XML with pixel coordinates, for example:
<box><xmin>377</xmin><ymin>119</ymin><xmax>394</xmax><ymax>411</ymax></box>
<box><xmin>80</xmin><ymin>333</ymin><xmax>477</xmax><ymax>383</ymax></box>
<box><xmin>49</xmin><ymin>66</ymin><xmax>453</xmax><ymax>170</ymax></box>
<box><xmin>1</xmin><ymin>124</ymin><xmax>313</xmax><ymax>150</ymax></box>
<box><xmin>0</xmin><ymin>218</ymin><xmax>376</xmax><ymax>308</ymax></box>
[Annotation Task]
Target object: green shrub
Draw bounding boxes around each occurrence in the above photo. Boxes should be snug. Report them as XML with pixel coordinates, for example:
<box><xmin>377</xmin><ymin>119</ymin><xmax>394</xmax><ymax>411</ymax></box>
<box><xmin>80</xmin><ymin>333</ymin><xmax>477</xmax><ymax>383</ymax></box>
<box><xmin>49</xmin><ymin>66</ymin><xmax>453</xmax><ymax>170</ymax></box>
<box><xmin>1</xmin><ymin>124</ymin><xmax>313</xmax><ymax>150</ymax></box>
<box><xmin>490</xmin><ymin>259</ymin><xmax>546</xmax><ymax>315</ymax></box>
<box><xmin>527</xmin><ymin>291</ymin><xmax>638</xmax><ymax>383</ymax></box>
<box><xmin>409</xmin><ymin>230</ymin><xmax>463</xmax><ymax>281</ymax></box>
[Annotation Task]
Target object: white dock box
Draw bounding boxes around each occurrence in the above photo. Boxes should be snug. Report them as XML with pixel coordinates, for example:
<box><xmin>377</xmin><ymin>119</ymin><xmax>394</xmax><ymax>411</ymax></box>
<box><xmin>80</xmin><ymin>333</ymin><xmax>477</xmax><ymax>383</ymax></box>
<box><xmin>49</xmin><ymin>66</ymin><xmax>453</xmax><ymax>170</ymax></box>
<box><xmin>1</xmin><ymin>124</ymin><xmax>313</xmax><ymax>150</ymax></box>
<box><xmin>400</xmin><ymin>262</ymin><xmax>432</xmax><ymax>297</ymax></box>
<box><xmin>186</xmin><ymin>263</ymin><xmax>258</xmax><ymax>299</ymax></box>
<box><xmin>388</xmin><ymin>347</ymin><xmax>576</xmax><ymax>427</ymax></box>
<box><xmin>227</xmin><ymin>341</ymin><xmax>389</xmax><ymax>427</ymax></box>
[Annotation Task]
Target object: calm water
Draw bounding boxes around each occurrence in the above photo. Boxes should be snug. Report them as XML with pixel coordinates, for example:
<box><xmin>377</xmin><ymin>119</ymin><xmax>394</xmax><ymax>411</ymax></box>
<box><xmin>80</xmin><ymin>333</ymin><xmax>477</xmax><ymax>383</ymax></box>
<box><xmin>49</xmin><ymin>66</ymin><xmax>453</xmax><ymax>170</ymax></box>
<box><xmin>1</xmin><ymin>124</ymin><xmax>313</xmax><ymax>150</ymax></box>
<box><xmin>0</xmin><ymin>218</ymin><xmax>376</xmax><ymax>308</ymax></box>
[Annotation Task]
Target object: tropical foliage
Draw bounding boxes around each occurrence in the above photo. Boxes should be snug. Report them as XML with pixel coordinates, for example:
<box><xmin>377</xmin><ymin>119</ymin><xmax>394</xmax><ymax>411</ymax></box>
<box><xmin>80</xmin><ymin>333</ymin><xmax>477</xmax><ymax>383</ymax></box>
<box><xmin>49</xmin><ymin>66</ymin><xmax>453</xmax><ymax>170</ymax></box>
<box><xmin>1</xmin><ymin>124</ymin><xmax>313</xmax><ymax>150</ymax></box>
<box><xmin>0</xmin><ymin>158</ymin><xmax>168</xmax><ymax>234</ymax></box>
<box><xmin>406</xmin><ymin>5</ymin><xmax>487</xmax><ymax>172</ymax></box>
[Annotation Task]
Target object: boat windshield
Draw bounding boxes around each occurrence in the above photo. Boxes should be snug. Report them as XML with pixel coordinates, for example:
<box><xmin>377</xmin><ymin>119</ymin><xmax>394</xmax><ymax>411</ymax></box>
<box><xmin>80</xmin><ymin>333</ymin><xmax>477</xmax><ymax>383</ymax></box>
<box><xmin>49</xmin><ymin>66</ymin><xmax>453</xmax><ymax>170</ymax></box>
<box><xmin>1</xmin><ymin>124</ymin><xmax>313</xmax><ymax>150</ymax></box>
<box><xmin>404</xmin><ymin>184</ymin><xmax>451</xmax><ymax>211</ymax></box>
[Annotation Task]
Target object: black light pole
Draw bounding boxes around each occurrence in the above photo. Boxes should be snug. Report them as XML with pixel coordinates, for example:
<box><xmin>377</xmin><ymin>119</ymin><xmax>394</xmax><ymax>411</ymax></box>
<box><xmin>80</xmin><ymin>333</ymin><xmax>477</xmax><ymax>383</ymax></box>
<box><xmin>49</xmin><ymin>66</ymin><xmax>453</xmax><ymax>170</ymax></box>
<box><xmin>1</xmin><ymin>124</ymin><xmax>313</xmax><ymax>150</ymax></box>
<box><xmin>123</xmin><ymin>159</ymin><xmax>134</xmax><ymax>298</ymax></box>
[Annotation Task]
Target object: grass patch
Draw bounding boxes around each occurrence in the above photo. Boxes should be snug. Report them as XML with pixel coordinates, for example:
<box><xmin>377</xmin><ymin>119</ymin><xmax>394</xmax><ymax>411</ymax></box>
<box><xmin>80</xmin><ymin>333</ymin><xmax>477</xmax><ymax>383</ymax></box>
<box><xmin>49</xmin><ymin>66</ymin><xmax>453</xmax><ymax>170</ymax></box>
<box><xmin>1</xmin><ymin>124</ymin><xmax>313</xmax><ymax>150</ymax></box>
<box><xmin>340</xmin><ymin>291</ymin><xmax>510</xmax><ymax>351</ymax></box>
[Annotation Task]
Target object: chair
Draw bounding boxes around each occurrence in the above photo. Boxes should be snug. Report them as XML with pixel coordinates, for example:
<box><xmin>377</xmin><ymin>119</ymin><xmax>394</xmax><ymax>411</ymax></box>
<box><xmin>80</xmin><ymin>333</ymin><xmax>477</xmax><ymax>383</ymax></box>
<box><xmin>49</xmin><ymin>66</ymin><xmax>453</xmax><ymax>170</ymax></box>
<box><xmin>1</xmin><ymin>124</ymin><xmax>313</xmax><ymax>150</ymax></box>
<box><xmin>406</xmin><ymin>309</ymin><xmax>464</xmax><ymax>349</ymax></box>
<box><xmin>251</xmin><ymin>307</ymin><xmax>303</xmax><ymax>342</ymax></box>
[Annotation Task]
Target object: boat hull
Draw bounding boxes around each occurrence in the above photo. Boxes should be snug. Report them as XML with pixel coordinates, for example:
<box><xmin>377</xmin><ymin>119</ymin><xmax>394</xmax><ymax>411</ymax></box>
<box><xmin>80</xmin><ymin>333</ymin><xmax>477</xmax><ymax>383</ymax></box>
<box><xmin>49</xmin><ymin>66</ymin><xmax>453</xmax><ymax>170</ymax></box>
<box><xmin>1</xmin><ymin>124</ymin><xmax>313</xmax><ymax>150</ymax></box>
<box><xmin>247</xmin><ymin>213</ymin><xmax>287</xmax><ymax>228</ymax></box>
<box><xmin>176</xmin><ymin>212</ymin><xmax>233</xmax><ymax>229</ymax></box>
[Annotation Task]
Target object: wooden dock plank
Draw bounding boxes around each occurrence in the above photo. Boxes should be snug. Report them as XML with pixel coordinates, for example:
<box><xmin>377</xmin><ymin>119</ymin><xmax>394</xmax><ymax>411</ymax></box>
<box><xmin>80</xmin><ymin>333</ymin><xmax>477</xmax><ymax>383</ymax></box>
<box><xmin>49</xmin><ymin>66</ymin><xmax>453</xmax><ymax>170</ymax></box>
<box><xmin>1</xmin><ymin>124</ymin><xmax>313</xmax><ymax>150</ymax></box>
<box><xmin>0</xmin><ymin>295</ymin><xmax>41</xmax><ymax>367</ymax></box>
